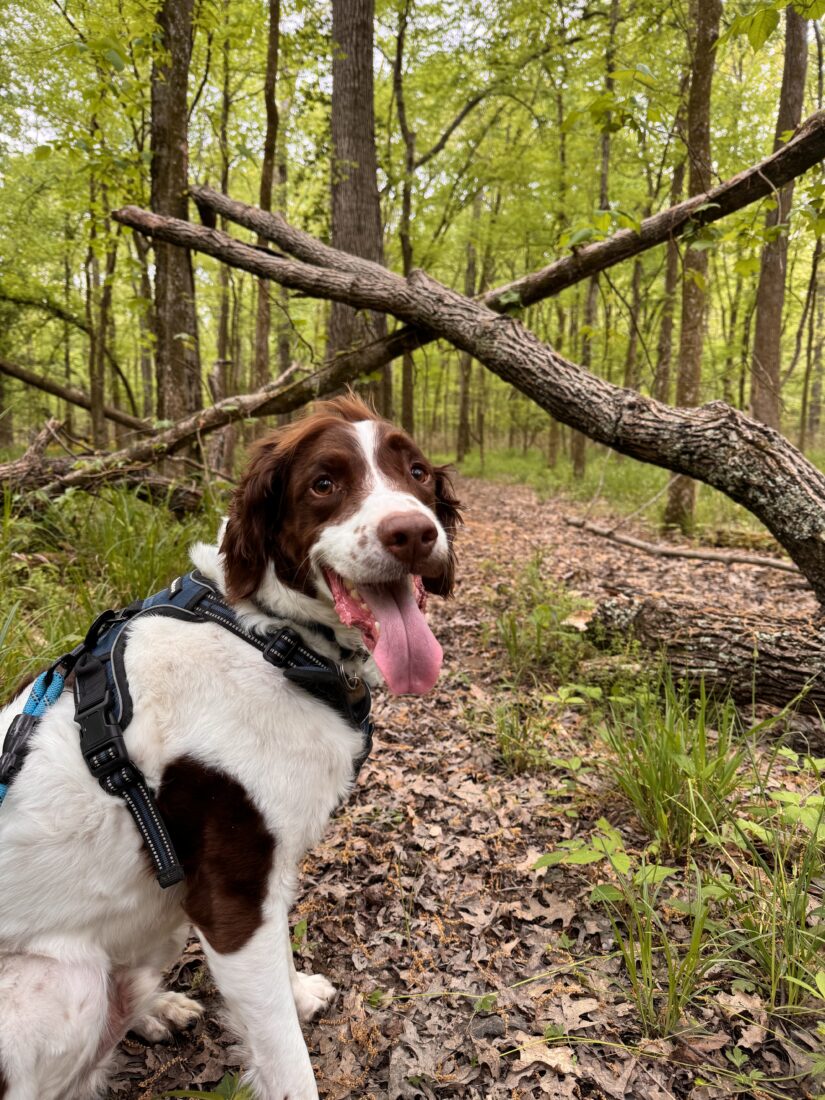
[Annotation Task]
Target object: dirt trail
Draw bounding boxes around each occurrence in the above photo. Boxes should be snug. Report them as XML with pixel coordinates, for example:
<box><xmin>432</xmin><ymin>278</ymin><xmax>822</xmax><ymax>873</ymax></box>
<box><xmin>110</xmin><ymin>478</ymin><xmax>811</xmax><ymax>1099</ymax></box>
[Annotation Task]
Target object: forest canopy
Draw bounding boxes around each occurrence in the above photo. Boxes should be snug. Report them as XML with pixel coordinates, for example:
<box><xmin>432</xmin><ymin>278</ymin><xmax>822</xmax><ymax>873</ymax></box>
<box><xmin>3</xmin><ymin>0</ymin><xmax>825</xmax><ymax>475</ymax></box>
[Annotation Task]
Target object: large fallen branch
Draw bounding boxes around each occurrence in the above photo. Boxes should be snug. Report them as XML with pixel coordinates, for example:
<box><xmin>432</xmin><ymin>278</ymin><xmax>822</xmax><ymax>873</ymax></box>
<box><xmin>191</xmin><ymin>109</ymin><xmax>825</xmax><ymax>373</ymax></box>
<box><xmin>589</xmin><ymin>588</ymin><xmax>825</xmax><ymax>716</ymax></box>
<box><xmin>0</xmin><ymin>357</ymin><xmax>152</xmax><ymax>433</ymax></box>
<box><xmin>564</xmin><ymin>516</ymin><xmax>799</xmax><ymax>575</ymax></box>
<box><xmin>2</xmin><ymin>420</ymin><xmax>202</xmax><ymax>516</ymax></box>
<box><xmin>7</xmin><ymin>114</ymin><xmax>822</xmax><ymax>495</ymax></box>
<box><xmin>0</xmin><ymin>286</ymin><xmax>140</xmax><ymax>416</ymax></box>
<box><xmin>110</xmin><ymin>203</ymin><xmax>825</xmax><ymax>602</ymax></box>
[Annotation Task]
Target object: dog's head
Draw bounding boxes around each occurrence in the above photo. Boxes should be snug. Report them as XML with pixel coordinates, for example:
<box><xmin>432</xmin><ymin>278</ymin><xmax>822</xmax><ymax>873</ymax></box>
<box><xmin>220</xmin><ymin>394</ymin><xmax>461</xmax><ymax>694</ymax></box>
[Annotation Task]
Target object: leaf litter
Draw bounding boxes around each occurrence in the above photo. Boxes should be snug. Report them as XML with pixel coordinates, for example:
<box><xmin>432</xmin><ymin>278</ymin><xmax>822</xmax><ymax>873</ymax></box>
<box><xmin>108</xmin><ymin>477</ymin><xmax>824</xmax><ymax>1099</ymax></box>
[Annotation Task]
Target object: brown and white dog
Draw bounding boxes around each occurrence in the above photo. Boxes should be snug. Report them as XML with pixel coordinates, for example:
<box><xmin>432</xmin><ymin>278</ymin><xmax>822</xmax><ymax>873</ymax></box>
<box><xmin>0</xmin><ymin>395</ymin><xmax>460</xmax><ymax>1100</ymax></box>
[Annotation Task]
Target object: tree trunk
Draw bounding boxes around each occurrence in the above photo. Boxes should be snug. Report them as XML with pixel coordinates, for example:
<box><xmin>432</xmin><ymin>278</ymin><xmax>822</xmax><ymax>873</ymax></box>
<box><xmin>664</xmin><ymin>0</ymin><xmax>723</xmax><ymax>533</ymax></box>
<box><xmin>133</xmin><ymin>234</ymin><xmax>155</xmax><ymax>419</ymax></box>
<box><xmin>653</xmin><ymin>158</ymin><xmax>685</xmax><ymax>404</ymax></box>
<box><xmin>253</xmin><ymin>0</ymin><xmax>281</xmax><ymax>402</ymax></box>
<box><xmin>750</xmin><ymin>7</ymin><xmax>809</xmax><ymax>430</ymax></box>
<box><xmin>327</xmin><ymin>0</ymin><xmax>387</xmax><ymax>390</ymax></box>
<box><xmin>151</xmin><ymin>0</ymin><xmax>201</xmax><ymax>422</ymax></box>
<box><xmin>0</xmin><ymin>373</ymin><xmax>12</xmax><ymax>449</ymax></box>
<box><xmin>456</xmin><ymin>196</ymin><xmax>480</xmax><ymax>461</ymax></box>
<box><xmin>589</xmin><ymin>587</ymin><xmax>825</xmax><ymax>717</ymax></box>
<box><xmin>83</xmin><ymin>190</ymin><xmax>107</xmax><ymax>449</ymax></box>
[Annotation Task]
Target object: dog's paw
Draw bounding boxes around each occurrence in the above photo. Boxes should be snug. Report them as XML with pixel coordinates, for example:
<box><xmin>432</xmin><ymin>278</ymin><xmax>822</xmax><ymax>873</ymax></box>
<box><xmin>131</xmin><ymin>990</ymin><xmax>204</xmax><ymax>1042</ymax></box>
<box><xmin>291</xmin><ymin>971</ymin><xmax>336</xmax><ymax>1023</ymax></box>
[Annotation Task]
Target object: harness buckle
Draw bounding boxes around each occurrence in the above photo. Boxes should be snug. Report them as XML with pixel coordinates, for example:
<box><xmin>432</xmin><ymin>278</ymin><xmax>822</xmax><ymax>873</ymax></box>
<box><xmin>76</xmin><ymin>699</ymin><xmax>132</xmax><ymax>781</ymax></box>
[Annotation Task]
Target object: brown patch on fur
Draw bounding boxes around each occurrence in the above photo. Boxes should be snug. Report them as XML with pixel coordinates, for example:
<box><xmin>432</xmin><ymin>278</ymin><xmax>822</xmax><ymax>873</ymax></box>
<box><xmin>0</xmin><ymin>1067</ymin><xmax>6</xmax><ymax>1098</ymax></box>
<box><xmin>157</xmin><ymin>757</ymin><xmax>275</xmax><ymax>954</ymax></box>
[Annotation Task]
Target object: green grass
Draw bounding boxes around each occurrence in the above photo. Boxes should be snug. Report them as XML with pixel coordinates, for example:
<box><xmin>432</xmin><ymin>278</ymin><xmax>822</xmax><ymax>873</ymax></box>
<box><xmin>436</xmin><ymin>445</ymin><xmax>782</xmax><ymax>538</ymax></box>
<box><xmin>1</xmin><ymin>486</ymin><xmax>223</xmax><ymax>691</ymax></box>
<box><xmin>493</xmin><ymin>551</ymin><xmax>593</xmax><ymax>685</ymax></box>
<box><xmin>602</xmin><ymin>673</ymin><xmax>755</xmax><ymax>860</ymax></box>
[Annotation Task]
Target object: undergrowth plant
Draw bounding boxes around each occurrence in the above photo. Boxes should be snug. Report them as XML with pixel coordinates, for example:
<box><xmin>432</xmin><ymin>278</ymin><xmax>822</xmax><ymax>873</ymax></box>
<box><xmin>494</xmin><ymin>552</ymin><xmax>592</xmax><ymax>684</ymax></box>
<box><xmin>537</xmin><ymin>821</ymin><xmax>723</xmax><ymax>1037</ymax></box>
<box><xmin>721</xmin><ymin>766</ymin><xmax>825</xmax><ymax>1015</ymax></box>
<box><xmin>602</xmin><ymin>672</ymin><xmax>755</xmax><ymax>860</ymax></box>
<box><xmin>162</xmin><ymin>1074</ymin><xmax>252</xmax><ymax>1099</ymax></box>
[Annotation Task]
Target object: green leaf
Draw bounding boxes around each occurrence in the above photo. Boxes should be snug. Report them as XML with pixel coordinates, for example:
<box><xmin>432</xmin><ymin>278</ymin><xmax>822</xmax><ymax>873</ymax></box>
<box><xmin>816</xmin><ymin>971</ymin><xmax>825</xmax><ymax>999</ymax></box>
<box><xmin>793</xmin><ymin>0</ymin><xmax>825</xmax><ymax>17</ymax></box>
<box><xmin>474</xmin><ymin>993</ymin><xmax>498</xmax><ymax>1013</ymax></box>
<box><xmin>563</xmin><ymin>846</ymin><xmax>606</xmax><ymax>865</ymax></box>
<box><xmin>103</xmin><ymin>46</ymin><xmax>126</xmax><ymax>71</ymax></box>
<box><xmin>568</xmin><ymin>226</ymin><xmax>597</xmax><ymax>247</ymax></box>
<box><xmin>634</xmin><ymin>863</ymin><xmax>677</xmax><ymax>886</ymax></box>
<box><xmin>534</xmin><ymin>851</ymin><xmax>565</xmax><ymax>869</ymax></box>
<box><xmin>33</xmin><ymin>145</ymin><xmax>52</xmax><ymax>161</ymax></box>
<box><xmin>590</xmin><ymin>883</ymin><xmax>623</xmax><ymax>903</ymax></box>
<box><xmin>290</xmin><ymin>917</ymin><xmax>308</xmax><ymax>953</ymax></box>
<box><xmin>747</xmin><ymin>8</ymin><xmax>780</xmax><ymax>51</ymax></box>
<box><xmin>609</xmin><ymin>850</ymin><xmax>632</xmax><ymax>875</ymax></box>
<box><xmin>497</xmin><ymin>289</ymin><xmax>522</xmax><ymax>308</ymax></box>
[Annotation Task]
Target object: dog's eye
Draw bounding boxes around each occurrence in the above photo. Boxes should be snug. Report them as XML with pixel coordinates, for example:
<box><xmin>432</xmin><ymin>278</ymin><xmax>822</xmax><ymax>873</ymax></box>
<box><xmin>312</xmin><ymin>476</ymin><xmax>334</xmax><ymax>496</ymax></box>
<box><xmin>410</xmin><ymin>464</ymin><xmax>429</xmax><ymax>483</ymax></box>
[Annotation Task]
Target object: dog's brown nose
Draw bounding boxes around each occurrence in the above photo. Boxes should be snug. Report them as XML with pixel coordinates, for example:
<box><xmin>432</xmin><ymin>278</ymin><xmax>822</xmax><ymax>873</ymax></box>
<box><xmin>378</xmin><ymin>511</ymin><xmax>438</xmax><ymax>568</ymax></box>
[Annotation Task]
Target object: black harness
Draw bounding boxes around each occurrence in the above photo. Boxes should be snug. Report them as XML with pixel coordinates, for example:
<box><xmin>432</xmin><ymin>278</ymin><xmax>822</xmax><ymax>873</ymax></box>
<box><xmin>1</xmin><ymin>571</ymin><xmax>373</xmax><ymax>888</ymax></box>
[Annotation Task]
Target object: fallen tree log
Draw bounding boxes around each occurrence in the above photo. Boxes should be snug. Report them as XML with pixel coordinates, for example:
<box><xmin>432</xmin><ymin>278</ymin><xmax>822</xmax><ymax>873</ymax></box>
<box><xmin>564</xmin><ymin>516</ymin><xmax>800</xmax><ymax>575</ymax></box>
<box><xmin>0</xmin><ymin>357</ymin><xmax>152</xmax><ymax>434</ymax></box>
<box><xmin>111</xmin><ymin>204</ymin><xmax>825</xmax><ymax>604</ymax></box>
<box><xmin>191</xmin><ymin>109</ymin><xmax>825</xmax><ymax>374</ymax></box>
<box><xmin>3</xmin><ymin>420</ymin><xmax>202</xmax><ymax>516</ymax></box>
<box><xmin>588</xmin><ymin>588</ymin><xmax>825</xmax><ymax>715</ymax></box>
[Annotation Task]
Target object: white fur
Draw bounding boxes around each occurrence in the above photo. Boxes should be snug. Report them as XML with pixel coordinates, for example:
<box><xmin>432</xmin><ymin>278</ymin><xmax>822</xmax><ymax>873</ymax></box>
<box><xmin>0</xmin><ymin>418</ymin><xmax>447</xmax><ymax>1099</ymax></box>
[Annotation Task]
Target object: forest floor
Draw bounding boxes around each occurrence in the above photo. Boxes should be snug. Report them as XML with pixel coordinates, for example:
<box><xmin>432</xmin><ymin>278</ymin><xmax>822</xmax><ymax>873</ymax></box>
<box><xmin>107</xmin><ymin>476</ymin><xmax>824</xmax><ymax>1100</ymax></box>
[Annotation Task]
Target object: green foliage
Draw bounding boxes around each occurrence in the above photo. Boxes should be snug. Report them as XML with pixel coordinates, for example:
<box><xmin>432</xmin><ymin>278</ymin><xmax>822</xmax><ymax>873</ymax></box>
<box><xmin>602</xmin><ymin>673</ymin><xmax>753</xmax><ymax>859</ymax></box>
<box><xmin>1</xmin><ymin>487</ymin><xmax>221</xmax><ymax>689</ymax></box>
<box><xmin>721</xmin><ymin>762</ymin><xmax>825</xmax><ymax>1013</ymax></box>
<box><xmin>162</xmin><ymin>1074</ymin><xmax>253</xmax><ymax>1100</ymax></box>
<box><xmin>487</xmin><ymin>700</ymin><xmax>556</xmax><ymax>774</ymax></box>
<box><xmin>494</xmin><ymin>552</ymin><xmax>592</xmax><ymax>684</ymax></box>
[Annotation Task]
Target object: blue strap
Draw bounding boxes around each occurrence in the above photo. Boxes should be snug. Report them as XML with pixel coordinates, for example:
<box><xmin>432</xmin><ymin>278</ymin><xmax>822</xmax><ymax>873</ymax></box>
<box><xmin>22</xmin><ymin>669</ymin><xmax>66</xmax><ymax>718</ymax></box>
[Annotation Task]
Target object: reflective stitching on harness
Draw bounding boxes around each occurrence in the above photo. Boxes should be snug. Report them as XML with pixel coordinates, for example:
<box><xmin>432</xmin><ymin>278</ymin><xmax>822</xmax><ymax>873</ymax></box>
<box><xmin>2</xmin><ymin>570</ymin><xmax>375</xmax><ymax>888</ymax></box>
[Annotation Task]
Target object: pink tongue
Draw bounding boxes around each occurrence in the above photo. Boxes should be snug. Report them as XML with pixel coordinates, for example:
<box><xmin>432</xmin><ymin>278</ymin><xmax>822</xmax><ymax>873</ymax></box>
<box><xmin>360</xmin><ymin>581</ymin><xmax>443</xmax><ymax>694</ymax></box>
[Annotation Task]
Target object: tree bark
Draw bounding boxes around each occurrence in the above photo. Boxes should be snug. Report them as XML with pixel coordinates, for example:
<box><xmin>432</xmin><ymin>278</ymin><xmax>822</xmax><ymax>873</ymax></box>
<box><xmin>750</xmin><ymin>7</ymin><xmax>809</xmax><ymax>430</ymax></box>
<box><xmin>456</xmin><ymin>196</ymin><xmax>480</xmax><ymax>462</ymax></box>
<box><xmin>653</xmin><ymin>161</ymin><xmax>684</xmax><ymax>403</ymax></box>
<box><xmin>151</xmin><ymin>0</ymin><xmax>201</xmax><ymax>422</ymax></box>
<box><xmin>253</xmin><ymin>0</ymin><xmax>282</xmax><ymax>401</ymax></box>
<box><xmin>327</xmin><ymin>0</ymin><xmax>387</xmax><ymax>387</ymax></box>
<box><xmin>664</xmin><ymin>0</ymin><xmax>722</xmax><ymax>533</ymax></box>
<box><xmin>589</xmin><ymin>587</ymin><xmax>825</xmax><ymax>716</ymax></box>
<box><xmin>109</xmin><ymin>202</ymin><xmax>825</xmax><ymax>603</ymax></box>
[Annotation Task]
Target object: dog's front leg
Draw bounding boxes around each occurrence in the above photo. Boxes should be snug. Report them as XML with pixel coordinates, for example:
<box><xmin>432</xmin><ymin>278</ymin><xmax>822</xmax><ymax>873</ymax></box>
<box><xmin>201</xmin><ymin>904</ymin><xmax>318</xmax><ymax>1100</ymax></box>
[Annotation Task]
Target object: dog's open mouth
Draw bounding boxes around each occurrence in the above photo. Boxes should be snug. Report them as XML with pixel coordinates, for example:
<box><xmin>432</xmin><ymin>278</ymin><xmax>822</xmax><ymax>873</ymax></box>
<box><xmin>323</xmin><ymin>569</ymin><xmax>443</xmax><ymax>695</ymax></box>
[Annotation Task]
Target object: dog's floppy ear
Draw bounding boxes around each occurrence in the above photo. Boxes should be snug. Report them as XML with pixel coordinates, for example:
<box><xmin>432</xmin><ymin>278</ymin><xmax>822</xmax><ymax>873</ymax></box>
<box><xmin>424</xmin><ymin>465</ymin><xmax>462</xmax><ymax>598</ymax></box>
<box><xmin>221</xmin><ymin>433</ymin><xmax>288</xmax><ymax>602</ymax></box>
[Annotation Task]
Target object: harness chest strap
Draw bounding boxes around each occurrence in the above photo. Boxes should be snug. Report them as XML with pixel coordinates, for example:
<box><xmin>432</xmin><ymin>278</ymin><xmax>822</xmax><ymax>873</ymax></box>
<box><xmin>3</xmin><ymin>572</ymin><xmax>374</xmax><ymax>889</ymax></box>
